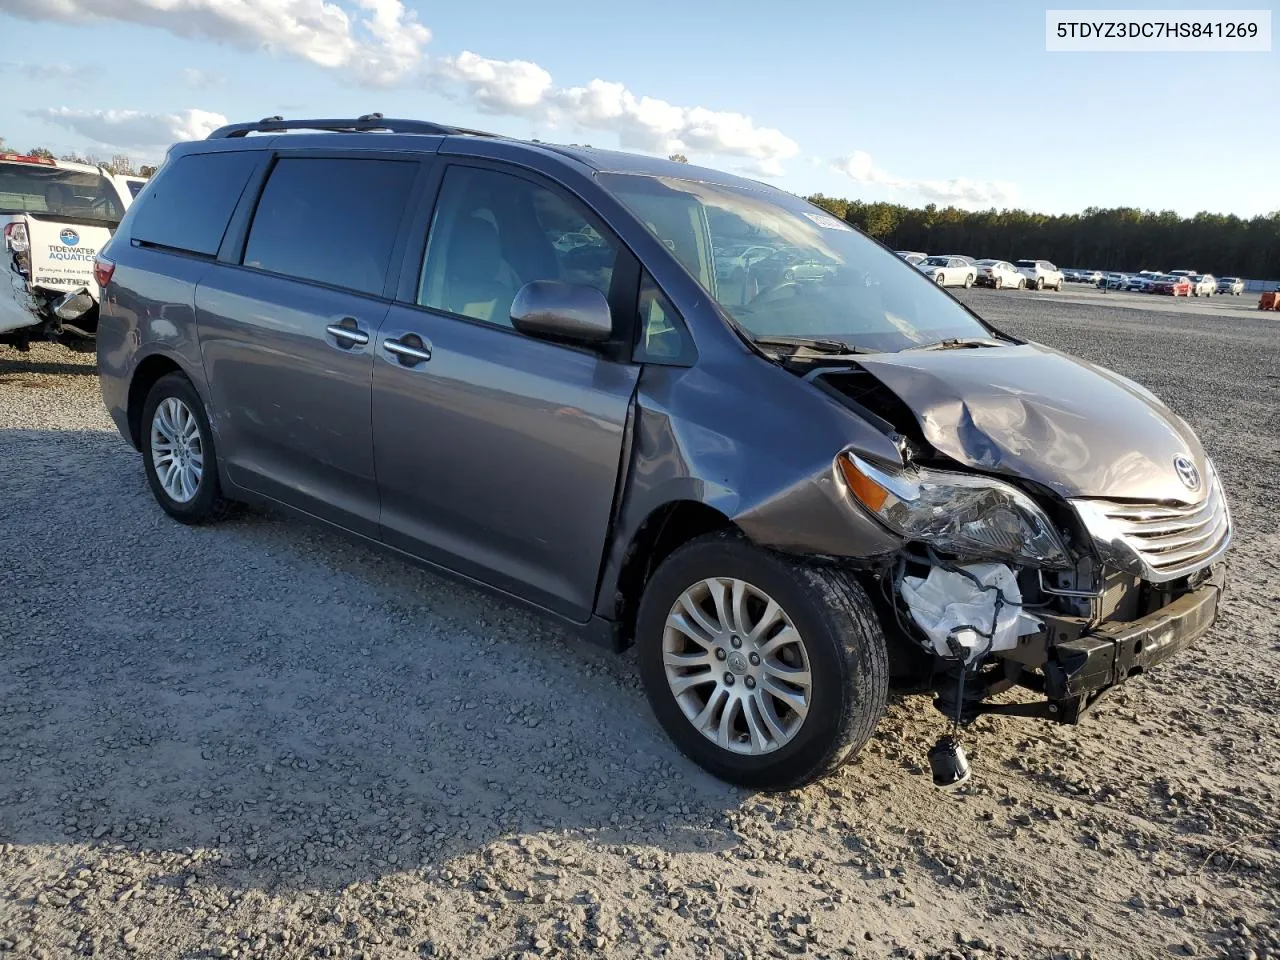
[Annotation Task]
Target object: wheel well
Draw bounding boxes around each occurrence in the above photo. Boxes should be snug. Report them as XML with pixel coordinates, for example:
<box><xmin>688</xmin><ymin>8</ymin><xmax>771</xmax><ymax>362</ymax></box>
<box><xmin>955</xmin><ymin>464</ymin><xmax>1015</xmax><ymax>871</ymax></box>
<box><xmin>126</xmin><ymin>355</ymin><xmax>183</xmax><ymax>449</ymax></box>
<box><xmin>612</xmin><ymin>500</ymin><xmax>735</xmax><ymax>648</ymax></box>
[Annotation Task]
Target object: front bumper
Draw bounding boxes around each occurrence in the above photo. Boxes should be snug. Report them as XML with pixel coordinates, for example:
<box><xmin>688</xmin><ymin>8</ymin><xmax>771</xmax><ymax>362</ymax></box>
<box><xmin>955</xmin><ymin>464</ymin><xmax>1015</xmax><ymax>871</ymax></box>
<box><xmin>1042</xmin><ymin>563</ymin><xmax>1226</xmax><ymax>721</ymax></box>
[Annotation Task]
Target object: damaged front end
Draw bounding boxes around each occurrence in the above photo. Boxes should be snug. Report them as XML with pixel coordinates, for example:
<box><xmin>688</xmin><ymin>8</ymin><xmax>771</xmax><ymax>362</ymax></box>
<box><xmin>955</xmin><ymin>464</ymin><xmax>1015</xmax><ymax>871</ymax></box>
<box><xmin>815</xmin><ymin>358</ymin><xmax>1232</xmax><ymax>767</ymax></box>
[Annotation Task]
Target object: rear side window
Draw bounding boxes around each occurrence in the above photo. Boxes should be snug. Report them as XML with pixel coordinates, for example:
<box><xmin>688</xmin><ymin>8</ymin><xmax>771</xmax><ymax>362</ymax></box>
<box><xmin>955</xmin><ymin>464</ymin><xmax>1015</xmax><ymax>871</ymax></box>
<box><xmin>130</xmin><ymin>152</ymin><xmax>257</xmax><ymax>256</ymax></box>
<box><xmin>243</xmin><ymin>157</ymin><xmax>416</xmax><ymax>297</ymax></box>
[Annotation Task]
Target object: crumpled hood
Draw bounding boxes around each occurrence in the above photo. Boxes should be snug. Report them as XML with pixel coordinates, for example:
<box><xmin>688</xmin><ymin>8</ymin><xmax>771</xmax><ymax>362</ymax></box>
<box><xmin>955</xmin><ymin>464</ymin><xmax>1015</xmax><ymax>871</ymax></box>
<box><xmin>853</xmin><ymin>342</ymin><xmax>1208</xmax><ymax>502</ymax></box>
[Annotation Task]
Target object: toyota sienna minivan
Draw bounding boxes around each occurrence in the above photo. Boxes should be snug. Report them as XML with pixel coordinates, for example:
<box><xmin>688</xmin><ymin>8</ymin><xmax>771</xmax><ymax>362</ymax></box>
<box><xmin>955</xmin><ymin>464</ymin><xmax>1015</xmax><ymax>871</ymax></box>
<box><xmin>96</xmin><ymin>115</ymin><xmax>1230</xmax><ymax>790</ymax></box>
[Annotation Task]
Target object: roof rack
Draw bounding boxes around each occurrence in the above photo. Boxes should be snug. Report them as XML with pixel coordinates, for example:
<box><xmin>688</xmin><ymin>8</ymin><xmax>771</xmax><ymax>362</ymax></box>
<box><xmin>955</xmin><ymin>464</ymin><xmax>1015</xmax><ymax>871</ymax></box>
<box><xmin>206</xmin><ymin>113</ymin><xmax>498</xmax><ymax>139</ymax></box>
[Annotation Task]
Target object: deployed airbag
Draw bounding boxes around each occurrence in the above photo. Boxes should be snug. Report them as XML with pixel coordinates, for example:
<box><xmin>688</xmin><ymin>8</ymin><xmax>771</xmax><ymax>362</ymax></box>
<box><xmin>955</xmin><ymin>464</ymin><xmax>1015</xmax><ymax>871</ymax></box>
<box><xmin>900</xmin><ymin>562</ymin><xmax>1041</xmax><ymax>662</ymax></box>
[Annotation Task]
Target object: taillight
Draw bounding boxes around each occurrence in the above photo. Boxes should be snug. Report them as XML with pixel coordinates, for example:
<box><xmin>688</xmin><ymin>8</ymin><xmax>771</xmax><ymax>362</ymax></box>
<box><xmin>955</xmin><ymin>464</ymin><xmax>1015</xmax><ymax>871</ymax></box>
<box><xmin>4</xmin><ymin>221</ymin><xmax>29</xmax><ymax>253</ymax></box>
<box><xmin>94</xmin><ymin>255</ymin><xmax>115</xmax><ymax>289</ymax></box>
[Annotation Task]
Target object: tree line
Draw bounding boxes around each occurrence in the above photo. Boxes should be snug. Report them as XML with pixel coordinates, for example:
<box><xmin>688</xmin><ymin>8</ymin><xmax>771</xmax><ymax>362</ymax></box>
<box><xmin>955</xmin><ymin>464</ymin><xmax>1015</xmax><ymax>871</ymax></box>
<box><xmin>807</xmin><ymin>194</ymin><xmax>1280</xmax><ymax>280</ymax></box>
<box><xmin>1</xmin><ymin>138</ymin><xmax>155</xmax><ymax>177</ymax></box>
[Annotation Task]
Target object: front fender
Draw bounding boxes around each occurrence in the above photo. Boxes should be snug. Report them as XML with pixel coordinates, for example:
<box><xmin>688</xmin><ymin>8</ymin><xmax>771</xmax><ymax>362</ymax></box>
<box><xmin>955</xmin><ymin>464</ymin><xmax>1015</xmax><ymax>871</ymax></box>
<box><xmin>593</xmin><ymin>360</ymin><xmax>905</xmax><ymax>621</ymax></box>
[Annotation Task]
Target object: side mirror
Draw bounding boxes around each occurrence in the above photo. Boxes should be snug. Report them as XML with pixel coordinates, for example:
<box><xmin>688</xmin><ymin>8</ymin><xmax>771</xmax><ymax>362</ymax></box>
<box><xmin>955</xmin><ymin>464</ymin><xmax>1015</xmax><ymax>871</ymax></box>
<box><xmin>510</xmin><ymin>280</ymin><xmax>613</xmax><ymax>344</ymax></box>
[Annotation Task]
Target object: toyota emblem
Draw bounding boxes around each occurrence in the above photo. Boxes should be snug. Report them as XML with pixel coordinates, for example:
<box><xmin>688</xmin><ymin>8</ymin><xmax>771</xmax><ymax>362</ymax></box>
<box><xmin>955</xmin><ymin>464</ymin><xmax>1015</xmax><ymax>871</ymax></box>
<box><xmin>1174</xmin><ymin>455</ymin><xmax>1201</xmax><ymax>491</ymax></box>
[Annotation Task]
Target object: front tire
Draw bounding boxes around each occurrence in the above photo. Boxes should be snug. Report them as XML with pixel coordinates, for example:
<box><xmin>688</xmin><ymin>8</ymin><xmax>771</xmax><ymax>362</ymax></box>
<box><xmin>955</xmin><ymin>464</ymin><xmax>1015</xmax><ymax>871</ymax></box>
<box><xmin>964</xmin><ymin>273</ymin><xmax>974</xmax><ymax>288</ymax></box>
<box><xmin>141</xmin><ymin>372</ymin><xmax>230</xmax><ymax>524</ymax></box>
<box><xmin>636</xmin><ymin>532</ymin><xmax>889</xmax><ymax>790</ymax></box>
<box><xmin>1035</xmin><ymin>277</ymin><xmax>1045</xmax><ymax>290</ymax></box>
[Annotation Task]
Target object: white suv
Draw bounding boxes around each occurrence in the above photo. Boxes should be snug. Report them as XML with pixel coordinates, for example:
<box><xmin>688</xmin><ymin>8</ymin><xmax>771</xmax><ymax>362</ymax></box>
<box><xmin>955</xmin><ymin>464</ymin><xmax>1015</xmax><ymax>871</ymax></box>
<box><xmin>1014</xmin><ymin>259</ymin><xmax>1065</xmax><ymax>291</ymax></box>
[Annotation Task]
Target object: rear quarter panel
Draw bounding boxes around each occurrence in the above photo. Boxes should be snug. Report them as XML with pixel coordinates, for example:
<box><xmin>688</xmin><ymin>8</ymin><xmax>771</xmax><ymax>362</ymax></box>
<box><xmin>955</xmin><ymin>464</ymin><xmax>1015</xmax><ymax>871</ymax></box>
<box><xmin>97</xmin><ymin>245</ymin><xmax>213</xmax><ymax>445</ymax></box>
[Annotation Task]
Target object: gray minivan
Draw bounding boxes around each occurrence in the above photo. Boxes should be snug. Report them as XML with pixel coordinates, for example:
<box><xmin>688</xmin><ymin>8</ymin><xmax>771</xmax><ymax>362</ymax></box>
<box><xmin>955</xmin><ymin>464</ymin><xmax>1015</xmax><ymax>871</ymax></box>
<box><xmin>97</xmin><ymin>116</ymin><xmax>1230</xmax><ymax>790</ymax></box>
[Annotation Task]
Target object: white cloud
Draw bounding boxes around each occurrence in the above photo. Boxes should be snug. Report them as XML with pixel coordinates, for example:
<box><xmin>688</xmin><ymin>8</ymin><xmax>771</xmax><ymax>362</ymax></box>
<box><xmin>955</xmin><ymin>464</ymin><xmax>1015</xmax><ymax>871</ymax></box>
<box><xmin>434</xmin><ymin>51</ymin><xmax>553</xmax><ymax>115</ymax></box>
<box><xmin>425</xmin><ymin>61</ymin><xmax>798</xmax><ymax>173</ymax></box>
<box><xmin>832</xmin><ymin>150</ymin><xmax>903</xmax><ymax>188</ymax></box>
<box><xmin>0</xmin><ymin>0</ymin><xmax>430</xmax><ymax>86</ymax></box>
<box><xmin>0</xmin><ymin>60</ymin><xmax>82</xmax><ymax>81</ymax></box>
<box><xmin>30</xmin><ymin>107</ymin><xmax>229</xmax><ymax>149</ymax></box>
<box><xmin>916</xmin><ymin>177</ymin><xmax>1018</xmax><ymax>207</ymax></box>
<box><xmin>548</xmin><ymin>79</ymin><xmax>798</xmax><ymax>173</ymax></box>
<box><xmin>0</xmin><ymin>0</ymin><xmax>795</xmax><ymax>169</ymax></box>
<box><xmin>833</xmin><ymin>150</ymin><xmax>1017</xmax><ymax>209</ymax></box>
<box><xmin>181</xmin><ymin>67</ymin><xmax>226</xmax><ymax>88</ymax></box>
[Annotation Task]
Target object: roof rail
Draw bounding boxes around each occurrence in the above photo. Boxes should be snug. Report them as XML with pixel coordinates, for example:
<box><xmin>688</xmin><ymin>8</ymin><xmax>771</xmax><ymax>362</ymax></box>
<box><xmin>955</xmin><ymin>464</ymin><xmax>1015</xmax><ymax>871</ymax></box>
<box><xmin>205</xmin><ymin>113</ymin><xmax>493</xmax><ymax>139</ymax></box>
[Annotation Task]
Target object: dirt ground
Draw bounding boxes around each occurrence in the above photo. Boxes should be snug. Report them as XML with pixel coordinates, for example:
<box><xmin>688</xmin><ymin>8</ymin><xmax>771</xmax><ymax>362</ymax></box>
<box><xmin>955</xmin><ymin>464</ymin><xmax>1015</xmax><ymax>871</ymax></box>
<box><xmin>1</xmin><ymin>288</ymin><xmax>1277</xmax><ymax>960</ymax></box>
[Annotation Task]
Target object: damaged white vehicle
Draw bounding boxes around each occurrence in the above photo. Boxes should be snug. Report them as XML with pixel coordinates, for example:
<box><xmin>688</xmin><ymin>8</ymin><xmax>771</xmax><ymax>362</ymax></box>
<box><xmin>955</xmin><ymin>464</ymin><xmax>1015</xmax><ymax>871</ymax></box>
<box><xmin>2</xmin><ymin>153</ymin><xmax>132</xmax><ymax>351</ymax></box>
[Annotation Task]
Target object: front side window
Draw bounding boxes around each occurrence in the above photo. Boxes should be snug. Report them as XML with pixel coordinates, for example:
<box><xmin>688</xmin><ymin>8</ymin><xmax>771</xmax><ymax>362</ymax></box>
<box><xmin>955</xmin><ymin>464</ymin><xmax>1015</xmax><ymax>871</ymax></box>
<box><xmin>601</xmin><ymin>173</ymin><xmax>995</xmax><ymax>353</ymax></box>
<box><xmin>243</xmin><ymin>157</ymin><xmax>417</xmax><ymax>296</ymax></box>
<box><xmin>418</xmin><ymin>166</ymin><xmax>619</xmax><ymax>328</ymax></box>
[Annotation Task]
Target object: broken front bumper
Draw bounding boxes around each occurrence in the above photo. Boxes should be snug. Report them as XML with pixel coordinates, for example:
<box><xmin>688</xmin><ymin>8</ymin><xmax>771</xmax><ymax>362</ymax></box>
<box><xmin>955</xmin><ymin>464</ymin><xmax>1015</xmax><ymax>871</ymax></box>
<box><xmin>1041</xmin><ymin>563</ymin><xmax>1227</xmax><ymax>722</ymax></box>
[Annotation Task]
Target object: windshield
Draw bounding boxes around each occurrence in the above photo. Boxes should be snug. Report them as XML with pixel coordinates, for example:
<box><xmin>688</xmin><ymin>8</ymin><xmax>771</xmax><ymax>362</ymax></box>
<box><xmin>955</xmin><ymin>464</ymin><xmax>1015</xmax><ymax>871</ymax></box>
<box><xmin>0</xmin><ymin>162</ymin><xmax>125</xmax><ymax>225</ymax></box>
<box><xmin>600</xmin><ymin>173</ymin><xmax>993</xmax><ymax>353</ymax></box>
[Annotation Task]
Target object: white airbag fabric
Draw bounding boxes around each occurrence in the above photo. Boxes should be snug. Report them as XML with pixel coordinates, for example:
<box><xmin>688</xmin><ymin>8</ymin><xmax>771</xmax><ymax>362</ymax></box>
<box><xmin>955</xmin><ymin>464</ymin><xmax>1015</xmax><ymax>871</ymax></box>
<box><xmin>900</xmin><ymin>563</ymin><xmax>1041</xmax><ymax>662</ymax></box>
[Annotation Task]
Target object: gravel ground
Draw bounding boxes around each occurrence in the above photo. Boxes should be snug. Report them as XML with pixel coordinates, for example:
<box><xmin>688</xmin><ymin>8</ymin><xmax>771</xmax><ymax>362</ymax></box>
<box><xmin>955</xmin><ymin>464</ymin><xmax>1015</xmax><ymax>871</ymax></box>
<box><xmin>1</xmin><ymin>291</ymin><xmax>1277</xmax><ymax>960</ymax></box>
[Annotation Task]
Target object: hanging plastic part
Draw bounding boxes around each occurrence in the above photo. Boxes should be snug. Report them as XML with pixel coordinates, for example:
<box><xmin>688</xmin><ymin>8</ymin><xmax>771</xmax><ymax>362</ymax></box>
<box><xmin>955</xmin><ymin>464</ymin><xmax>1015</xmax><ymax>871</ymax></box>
<box><xmin>928</xmin><ymin>734</ymin><xmax>970</xmax><ymax>790</ymax></box>
<box><xmin>899</xmin><ymin>562</ymin><xmax>1041</xmax><ymax>663</ymax></box>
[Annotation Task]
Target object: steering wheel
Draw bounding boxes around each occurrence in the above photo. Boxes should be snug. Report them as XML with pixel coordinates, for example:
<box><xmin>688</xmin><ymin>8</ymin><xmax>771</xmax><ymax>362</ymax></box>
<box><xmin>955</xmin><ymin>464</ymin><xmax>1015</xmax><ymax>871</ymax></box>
<box><xmin>749</xmin><ymin>278</ymin><xmax>803</xmax><ymax>305</ymax></box>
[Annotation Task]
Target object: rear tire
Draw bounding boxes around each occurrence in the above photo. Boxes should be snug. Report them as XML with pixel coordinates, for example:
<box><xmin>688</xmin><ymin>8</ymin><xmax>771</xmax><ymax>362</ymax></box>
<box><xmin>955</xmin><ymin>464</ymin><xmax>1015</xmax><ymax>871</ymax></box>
<box><xmin>964</xmin><ymin>274</ymin><xmax>974</xmax><ymax>288</ymax></box>
<box><xmin>636</xmin><ymin>532</ymin><xmax>890</xmax><ymax>790</ymax></box>
<box><xmin>141</xmin><ymin>372</ymin><xmax>230</xmax><ymax>525</ymax></box>
<box><xmin>1035</xmin><ymin>277</ymin><xmax>1045</xmax><ymax>290</ymax></box>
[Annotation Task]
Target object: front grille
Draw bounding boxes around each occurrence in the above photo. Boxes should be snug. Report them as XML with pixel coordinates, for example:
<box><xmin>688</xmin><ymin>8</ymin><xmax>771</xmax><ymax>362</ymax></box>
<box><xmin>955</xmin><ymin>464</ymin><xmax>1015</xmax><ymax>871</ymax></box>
<box><xmin>1070</xmin><ymin>461</ymin><xmax>1231</xmax><ymax>583</ymax></box>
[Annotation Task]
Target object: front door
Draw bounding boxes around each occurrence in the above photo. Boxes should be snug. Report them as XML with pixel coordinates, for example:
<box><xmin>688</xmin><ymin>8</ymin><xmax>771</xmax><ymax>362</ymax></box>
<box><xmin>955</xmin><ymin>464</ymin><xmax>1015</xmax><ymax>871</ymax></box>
<box><xmin>371</xmin><ymin>163</ymin><xmax>640</xmax><ymax>619</ymax></box>
<box><xmin>197</xmin><ymin>153</ymin><xmax>421</xmax><ymax>536</ymax></box>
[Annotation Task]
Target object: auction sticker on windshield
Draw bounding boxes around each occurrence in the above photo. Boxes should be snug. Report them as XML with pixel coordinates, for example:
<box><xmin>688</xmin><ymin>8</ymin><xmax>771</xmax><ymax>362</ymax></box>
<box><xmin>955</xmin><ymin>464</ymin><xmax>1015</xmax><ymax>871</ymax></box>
<box><xmin>803</xmin><ymin>211</ymin><xmax>854</xmax><ymax>231</ymax></box>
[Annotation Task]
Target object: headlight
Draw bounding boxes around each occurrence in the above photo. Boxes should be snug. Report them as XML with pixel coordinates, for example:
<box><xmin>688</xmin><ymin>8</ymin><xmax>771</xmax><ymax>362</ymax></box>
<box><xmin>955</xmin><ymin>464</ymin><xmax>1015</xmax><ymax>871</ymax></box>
<box><xmin>836</xmin><ymin>452</ymin><xmax>1069</xmax><ymax>566</ymax></box>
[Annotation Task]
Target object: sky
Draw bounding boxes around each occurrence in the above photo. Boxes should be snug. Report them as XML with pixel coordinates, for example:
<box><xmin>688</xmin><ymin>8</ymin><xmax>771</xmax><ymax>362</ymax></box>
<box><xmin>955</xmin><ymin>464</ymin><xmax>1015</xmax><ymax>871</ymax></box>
<box><xmin>0</xmin><ymin>0</ymin><xmax>1276</xmax><ymax>217</ymax></box>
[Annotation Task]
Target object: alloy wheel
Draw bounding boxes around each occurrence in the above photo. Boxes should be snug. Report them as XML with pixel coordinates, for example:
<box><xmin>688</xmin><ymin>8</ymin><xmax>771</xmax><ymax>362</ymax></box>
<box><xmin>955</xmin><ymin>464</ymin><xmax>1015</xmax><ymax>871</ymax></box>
<box><xmin>662</xmin><ymin>577</ymin><xmax>812</xmax><ymax>756</ymax></box>
<box><xmin>150</xmin><ymin>396</ymin><xmax>204</xmax><ymax>503</ymax></box>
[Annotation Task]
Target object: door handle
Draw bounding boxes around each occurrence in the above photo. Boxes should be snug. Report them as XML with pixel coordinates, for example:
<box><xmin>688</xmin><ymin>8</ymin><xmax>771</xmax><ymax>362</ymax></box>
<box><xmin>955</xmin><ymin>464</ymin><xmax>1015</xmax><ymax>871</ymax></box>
<box><xmin>326</xmin><ymin>322</ymin><xmax>370</xmax><ymax>346</ymax></box>
<box><xmin>383</xmin><ymin>335</ymin><xmax>432</xmax><ymax>365</ymax></box>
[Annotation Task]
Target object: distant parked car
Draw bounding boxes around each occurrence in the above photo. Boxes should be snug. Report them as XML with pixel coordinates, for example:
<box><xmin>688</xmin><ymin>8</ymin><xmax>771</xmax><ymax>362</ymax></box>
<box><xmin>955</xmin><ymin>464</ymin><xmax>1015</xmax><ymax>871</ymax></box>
<box><xmin>1014</xmin><ymin>259</ymin><xmax>1065</xmax><ymax>291</ymax></box>
<box><xmin>895</xmin><ymin>250</ymin><xmax>927</xmax><ymax>265</ymax></box>
<box><xmin>915</xmin><ymin>255</ymin><xmax>976</xmax><ymax>288</ymax></box>
<box><xmin>973</xmin><ymin>259</ymin><xmax>1025</xmax><ymax>289</ymax></box>
<box><xmin>1122</xmin><ymin>274</ymin><xmax>1152</xmax><ymax>293</ymax></box>
<box><xmin>1189</xmin><ymin>274</ymin><xmax>1216</xmax><ymax>297</ymax></box>
<box><xmin>1167</xmin><ymin>269</ymin><xmax>1197</xmax><ymax>279</ymax></box>
<box><xmin>1216</xmin><ymin>276</ymin><xmax>1244</xmax><ymax>296</ymax></box>
<box><xmin>1152</xmin><ymin>275</ymin><xmax>1192</xmax><ymax>296</ymax></box>
<box><xmin>714</xmin><ymin>243</ymin><xmax>777</xmax><ymax>280</ymax></box>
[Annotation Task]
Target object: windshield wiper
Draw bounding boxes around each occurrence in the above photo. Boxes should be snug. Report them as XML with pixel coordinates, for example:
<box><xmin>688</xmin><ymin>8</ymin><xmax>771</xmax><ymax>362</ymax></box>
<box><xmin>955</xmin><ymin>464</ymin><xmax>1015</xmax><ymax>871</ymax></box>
<box><xmin>906</xmin><ymin>337</ymin><xmax>1006</xmax><ymax>352</ymax></box>
<box><xmin>752</xmin><ymin>335</ymin><xmax>865</xmax><ymax>354</ymax></box>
